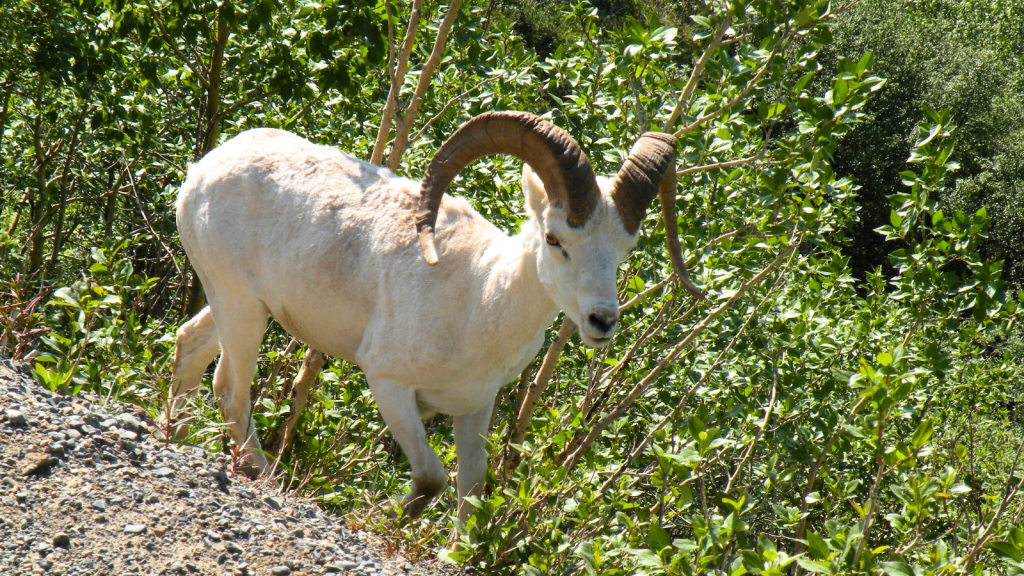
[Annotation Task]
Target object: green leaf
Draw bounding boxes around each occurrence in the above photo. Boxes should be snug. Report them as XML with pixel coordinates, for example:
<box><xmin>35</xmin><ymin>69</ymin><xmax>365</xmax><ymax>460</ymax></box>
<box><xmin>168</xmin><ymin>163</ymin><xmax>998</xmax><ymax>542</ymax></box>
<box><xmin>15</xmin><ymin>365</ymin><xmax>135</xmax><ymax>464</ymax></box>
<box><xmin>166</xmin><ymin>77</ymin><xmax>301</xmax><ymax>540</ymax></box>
<box><xmin>807</xmin><ymin>532</ymin><xmax>830</xmax><ymax>560</ymax></box>
<box><xmin>910</xmin><ymin>419</ymin><xmax>933</xmax><ymax>449</ymax></box>
<box><xmin>648</xmin><ymin>523</ymin><xmax>670</xmax><ymax>551</ymax></box>
<box><xmin>880</xmin><ymin>561</ymin><xmax>914</xmax><ymax>576</ymax></box>
<box><xmin>990</xmin><ymin>541</ymin><xmax>1024</xmax><ymax>563</ymax></box>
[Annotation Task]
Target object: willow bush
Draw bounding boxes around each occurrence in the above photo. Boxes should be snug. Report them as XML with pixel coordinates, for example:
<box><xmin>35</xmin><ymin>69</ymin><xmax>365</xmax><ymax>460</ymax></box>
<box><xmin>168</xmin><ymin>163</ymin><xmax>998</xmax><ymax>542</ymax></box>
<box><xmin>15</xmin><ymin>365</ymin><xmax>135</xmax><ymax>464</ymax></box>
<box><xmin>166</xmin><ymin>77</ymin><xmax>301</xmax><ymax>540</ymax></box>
<box><xmin>1</xmin><ymin>0</ymin><xmax>1022</xmax><ymax>574</ymax></box>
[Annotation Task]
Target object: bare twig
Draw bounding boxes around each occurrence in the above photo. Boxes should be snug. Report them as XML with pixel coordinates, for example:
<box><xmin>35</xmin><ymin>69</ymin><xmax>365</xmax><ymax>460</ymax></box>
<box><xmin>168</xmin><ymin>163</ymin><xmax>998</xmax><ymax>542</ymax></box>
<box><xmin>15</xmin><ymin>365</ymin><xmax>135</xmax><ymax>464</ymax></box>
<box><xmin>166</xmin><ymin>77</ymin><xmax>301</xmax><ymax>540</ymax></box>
<box><xmin>662</xmin><ymin>15</ymin><xmax>731</xmax><ymax>133</ymax></box>
<box><xmin>411</xmin><ymin>72</ymin><xmax>504</xmax><ymax>143</ymax></box>
<box><xmin>371</xmin><ymin>0</ymin><xmax>424</xmax><ymax>165</ymax></box>
<box><xmin>674</xmin><ymin>40</ymin><xmax>784</xmax><ymax>138</ymax></box>
<box><xmin>270</xmin><ymin>349</ymin><xmax>328</xmax><ymax>458</ymax></box>
<box><xmin>387</xmin><ymin>0</ymin><xmax>463</xmax><ymax>171</ymax></box>
<box><xmin>499</xmin><ymin>318</ymin><xmax>577</xmax><ymax>477</ymax></box>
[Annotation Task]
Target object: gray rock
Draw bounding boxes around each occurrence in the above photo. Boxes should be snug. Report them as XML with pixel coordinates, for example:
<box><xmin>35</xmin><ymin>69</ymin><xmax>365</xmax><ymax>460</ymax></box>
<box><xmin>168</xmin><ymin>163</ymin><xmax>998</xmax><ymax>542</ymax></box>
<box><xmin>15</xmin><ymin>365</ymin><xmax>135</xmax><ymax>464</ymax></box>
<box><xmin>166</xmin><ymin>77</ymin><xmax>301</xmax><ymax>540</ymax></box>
<box><xmin>264</xmin><ymin>497</ymin><xmax>282</xmax><ymax>510</ymax></box>
<box><xmin>116</xmin><ymin>413</ymin><xmax>144</xmax><ymax>433</ymax></box>
<box><xmin>272</xmin><ymin>566</ymin><xmax>292</xmax><ymax>576</ymax></box>
<box><xmin>225</xmin><ymin>541</ymin><xmax>244</xmax><ymax>555</ymax></box>
<box><xmin>123</xmin><ymin>524</ymin><xmax>147</xmax><ymax>534</ymax></box>
<box><xmin>39</xmin><ymin>558</ymin><xmax>53</xmax><ymax>570</ymax></box>
<box><xmin>52</xmin><ymin>532</ymin><xmax>70</xmax><ymax>546</ymax></box>
<box><xmin>91</xmin><ymin>499</ymin><xmax>107</xmax><ymax>512</ymax></box>
<box><xmin>153</xmin><ymin>466</ymin><xmax>174</xmax><ymax>477</ymax></box>
<box><xmin>5</xmin><ymin>409</ymin><xmax>25</xmax><ymax>426</ymax></box>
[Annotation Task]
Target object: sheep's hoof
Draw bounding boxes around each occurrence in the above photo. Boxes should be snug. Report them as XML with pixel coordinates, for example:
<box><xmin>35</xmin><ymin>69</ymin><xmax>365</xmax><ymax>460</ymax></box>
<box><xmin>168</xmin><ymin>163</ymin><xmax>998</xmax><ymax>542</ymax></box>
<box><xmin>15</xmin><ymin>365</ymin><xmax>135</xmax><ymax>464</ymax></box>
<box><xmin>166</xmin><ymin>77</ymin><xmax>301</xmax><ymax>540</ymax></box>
<box><xmin>402</xmin><ymin>492</ymin><xmax>432</xmax><ymax>519</ymax></box>
<box><xmin>402</xmin><ymin>479</ymin><xmax>444</xmax><ymax>519</ymax></box>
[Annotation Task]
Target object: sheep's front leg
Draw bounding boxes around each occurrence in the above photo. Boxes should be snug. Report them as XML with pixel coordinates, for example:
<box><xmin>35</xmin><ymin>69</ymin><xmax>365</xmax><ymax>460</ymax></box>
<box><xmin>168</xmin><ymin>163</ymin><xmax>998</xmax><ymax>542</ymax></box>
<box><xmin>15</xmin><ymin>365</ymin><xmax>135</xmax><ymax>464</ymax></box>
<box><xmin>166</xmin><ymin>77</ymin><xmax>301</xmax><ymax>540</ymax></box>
<box><xmin>370</xmin><ymin>380</ymin><xmax>447</xmax><ymax>518</ymax></box>
<box><xmin>454</xmin><ymin>399</ymin><xmax>494</xmax><ymax>522</ymax></box>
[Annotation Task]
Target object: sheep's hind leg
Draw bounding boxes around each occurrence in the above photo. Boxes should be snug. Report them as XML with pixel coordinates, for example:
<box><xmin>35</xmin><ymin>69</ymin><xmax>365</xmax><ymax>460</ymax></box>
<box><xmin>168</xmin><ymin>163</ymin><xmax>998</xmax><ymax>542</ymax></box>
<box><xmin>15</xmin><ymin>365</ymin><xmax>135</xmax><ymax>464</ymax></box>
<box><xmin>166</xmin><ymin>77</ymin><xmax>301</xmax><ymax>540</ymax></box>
<box><xmin>168</xmin><ymin>306</ymin><xmax>221</xmax><ymax>440</ymax></box>
<box><xmin>369</xmin><ymin>380</ymin><xmax>447</xmax><ymax>518</ymax></box>
<box><xmin>209</xmin><ymin>298</ymin><xmax>270</xmax><ymax>478</ymax></box>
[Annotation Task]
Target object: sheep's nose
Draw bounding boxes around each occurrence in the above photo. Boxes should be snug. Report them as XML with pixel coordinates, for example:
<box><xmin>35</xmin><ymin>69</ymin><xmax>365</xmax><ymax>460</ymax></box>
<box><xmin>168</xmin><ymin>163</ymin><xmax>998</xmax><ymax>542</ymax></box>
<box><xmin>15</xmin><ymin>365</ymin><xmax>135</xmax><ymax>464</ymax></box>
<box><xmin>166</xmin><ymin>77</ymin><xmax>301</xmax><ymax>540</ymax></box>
<box><xmin>587</xmin><ymin>309</ymin><xmax>617</xmax><ymax>335</ymax></box>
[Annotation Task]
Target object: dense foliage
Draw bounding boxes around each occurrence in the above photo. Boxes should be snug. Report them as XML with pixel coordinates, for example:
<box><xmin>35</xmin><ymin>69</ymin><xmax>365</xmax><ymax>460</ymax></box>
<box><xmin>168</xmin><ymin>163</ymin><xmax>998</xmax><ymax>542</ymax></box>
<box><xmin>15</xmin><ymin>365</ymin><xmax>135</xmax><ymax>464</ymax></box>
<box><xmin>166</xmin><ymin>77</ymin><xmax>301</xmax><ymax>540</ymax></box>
<box><xmin>2</xmin><ymin>0</ymin><xmax>1022</xmax><ymax>574</ymax></box>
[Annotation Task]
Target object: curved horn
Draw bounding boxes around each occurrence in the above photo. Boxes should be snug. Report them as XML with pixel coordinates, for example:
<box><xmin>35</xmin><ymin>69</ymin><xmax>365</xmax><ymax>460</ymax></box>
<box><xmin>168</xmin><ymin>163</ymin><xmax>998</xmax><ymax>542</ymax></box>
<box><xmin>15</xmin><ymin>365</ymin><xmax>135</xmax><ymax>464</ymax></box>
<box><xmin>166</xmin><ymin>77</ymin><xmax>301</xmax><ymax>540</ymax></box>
<box><xmin>416</xmin><ymin>111</ymin><xmax>600</xmax><ymax>265</ymax></box>
<box><xmin>611</xmin><ymin>133</ymin><xmax>705</xmax><ymax>300</ymax></box>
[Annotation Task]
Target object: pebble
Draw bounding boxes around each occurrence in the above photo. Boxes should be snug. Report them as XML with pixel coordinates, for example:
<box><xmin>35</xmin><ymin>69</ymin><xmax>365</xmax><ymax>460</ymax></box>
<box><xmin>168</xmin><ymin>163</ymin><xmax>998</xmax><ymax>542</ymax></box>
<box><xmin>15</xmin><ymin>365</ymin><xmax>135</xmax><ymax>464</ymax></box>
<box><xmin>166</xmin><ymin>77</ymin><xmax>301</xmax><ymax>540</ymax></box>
<box><xmin>153</xmin><ymin>466</ymin><xmax>174</xmax><ymax>477</ymax></box>
<box><xmin>271</xmin><ymin>566</ymin><xmax>292</xmax><ymax>576</ymax></box>
<box><xmin>91</xmin><ymin>499</ymin><xmax>107</xmax><ymax>512</ymax></box>
<box><xmin>5</xmin><ymin>409</ymin><xmax>26</xmax><ymax>426</ymax></box>
<box><xmin>124</xmin><ymin>524</ymin><xmax>147</xmax><ymax>534</ymax></box>
<box><xmin>52</xmin><ymin>532</ymin><xmax>70</xmax><ymax>546</ymax></box>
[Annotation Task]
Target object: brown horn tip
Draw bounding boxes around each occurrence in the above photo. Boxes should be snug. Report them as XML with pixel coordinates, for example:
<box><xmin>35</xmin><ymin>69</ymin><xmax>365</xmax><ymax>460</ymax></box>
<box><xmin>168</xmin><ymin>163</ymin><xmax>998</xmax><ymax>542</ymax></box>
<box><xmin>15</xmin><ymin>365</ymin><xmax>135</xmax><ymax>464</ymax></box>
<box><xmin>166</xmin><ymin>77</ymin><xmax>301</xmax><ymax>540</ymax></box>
<box><xmin>612</xmin><ymin>132</ymin><xmax>705</xmax><ymax>300</ymax></box>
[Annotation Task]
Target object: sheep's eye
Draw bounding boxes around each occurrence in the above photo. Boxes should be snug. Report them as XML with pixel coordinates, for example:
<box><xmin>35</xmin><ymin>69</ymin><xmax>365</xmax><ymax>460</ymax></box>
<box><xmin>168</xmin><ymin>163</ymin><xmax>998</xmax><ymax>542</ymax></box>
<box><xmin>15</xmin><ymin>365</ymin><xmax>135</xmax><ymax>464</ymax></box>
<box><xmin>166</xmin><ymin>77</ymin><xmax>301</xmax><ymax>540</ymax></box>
<box><xmin>545</xmin><ymin>233</ymin><xmax>560</xmax><ymax>247</ymax></box>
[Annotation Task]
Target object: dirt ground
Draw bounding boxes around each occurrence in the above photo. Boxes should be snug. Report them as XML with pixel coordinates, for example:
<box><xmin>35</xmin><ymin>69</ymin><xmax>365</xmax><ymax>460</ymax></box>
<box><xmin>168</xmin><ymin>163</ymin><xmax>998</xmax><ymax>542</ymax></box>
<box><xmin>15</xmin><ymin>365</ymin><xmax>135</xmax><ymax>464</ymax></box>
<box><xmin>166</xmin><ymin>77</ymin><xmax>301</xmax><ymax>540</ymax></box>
<box><xmin>0</xmin><ymin>358</ymin><xmax>463</xmax><ymax>576</ymax></box>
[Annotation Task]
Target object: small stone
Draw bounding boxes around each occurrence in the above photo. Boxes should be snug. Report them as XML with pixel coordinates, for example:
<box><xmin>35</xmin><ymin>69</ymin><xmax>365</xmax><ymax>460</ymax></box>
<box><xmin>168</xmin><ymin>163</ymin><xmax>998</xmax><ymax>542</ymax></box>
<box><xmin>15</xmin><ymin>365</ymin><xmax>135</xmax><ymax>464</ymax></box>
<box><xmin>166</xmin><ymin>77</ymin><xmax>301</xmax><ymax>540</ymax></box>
<box><xmin>15</xmin><ymin>490</ymin><xmax>29</xmax><ymax>503</ymax></box>
<box><xmin>146</xmin><ymin>494</ymin><xmax>159</xmax><ymax>504</ymax></box>
<box><xmin>337</xmin><ymin>561</ymin><xmax>359</xmax><ymax>569</ymax></box>
<box><xmin>91</xmin><ymin>499</ymin><xmax>107</xmax><ymax>512</ymax></box>
<box><xmin>124</xmin><ymin>524</ymin><xmax>147</xmax><ymax>534</ymax></box>
<box><xmin>17</xmin><ymin>452</ymin><xmax>52</xmax><ymax>475</ymax></box>
<box><xmin>52</xmin><ymin>532</ymin><xmax>70</xmax><ymax>546</ymax></box>
<box><xmin>5</xmin><ymin>409</ymin><xmax>26</xmax><ymax>425</ymax></box>
<box><xmin>291</xmin><ymin>528</ymin><xmax>305</xmax><ymax>539</ymax></box>
<box><xmin>39</xmin><ymin>558</ymin><xmax>54</xmax><ymax>570</ymax></box>
<box><xmin>46</xmin><ymin>442</ymin><xmax>65</xmax><ymax>455</ymax></box>
<box><xmin>324</xmin><ymin>565</ymin><xmax>342</xmax><ymax>573</ymax></box>
<box><xmin>168</xmin><ymin>561</ymin><xmax>185</xmax><ymax>573</ymax></box>
<box><xmin>271</xmin><ymin>566</ymin><xmax>292</xmax><ymax>576</ymax></box>
<box><xmin>99</xmin><ymin>418</ymin><xmax>118</xmax><ymax>429</ymax></box>
<box><xmin>264</xmin><ymin>497</ymin><xmax>282</xmax><ymax>510</ymax></box>
<box><xmin>116</xmin><ymin>413</ymin><xmax>144</xmax><ymax>432</ymax></box>
<box><xmin>225</xmin><ymin>541</ymin><xmax>244</xmax><ymax>555</ymax></box>
<box><xmin>153</xmin><ymin>466</ymin><xmax>174</xmax><ymax>477</ymax></box>
<box><xmin>92</xmin><ymin>514</ymin><xmax>107</xmax><ymax>523</ymax></box>
<box><xmin>37</xmin><ymin>541</ymin><xmax>52</xmax><ymax>553</ymax></box>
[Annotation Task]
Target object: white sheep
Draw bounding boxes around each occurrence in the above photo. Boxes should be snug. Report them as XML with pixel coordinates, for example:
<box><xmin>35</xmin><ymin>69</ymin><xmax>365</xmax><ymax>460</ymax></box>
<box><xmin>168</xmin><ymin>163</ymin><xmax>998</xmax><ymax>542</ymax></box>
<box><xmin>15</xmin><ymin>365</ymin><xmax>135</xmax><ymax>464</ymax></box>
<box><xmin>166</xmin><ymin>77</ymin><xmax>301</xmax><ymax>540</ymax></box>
<box><xmin>170</xmin><ymin>111</ymin><xmax>701</xmax><ymax>520</ymax></box>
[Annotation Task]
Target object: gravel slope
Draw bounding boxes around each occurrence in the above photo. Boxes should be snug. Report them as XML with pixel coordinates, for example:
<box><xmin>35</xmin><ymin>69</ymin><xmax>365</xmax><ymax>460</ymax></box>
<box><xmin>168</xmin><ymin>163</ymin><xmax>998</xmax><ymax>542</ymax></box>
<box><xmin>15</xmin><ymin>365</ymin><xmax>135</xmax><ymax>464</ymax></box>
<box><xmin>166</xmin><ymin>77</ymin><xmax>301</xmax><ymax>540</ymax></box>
<box><xmin>0</xmin><ymin>358</ymin><xmax>461</xmax><ymax>576</ymax></box>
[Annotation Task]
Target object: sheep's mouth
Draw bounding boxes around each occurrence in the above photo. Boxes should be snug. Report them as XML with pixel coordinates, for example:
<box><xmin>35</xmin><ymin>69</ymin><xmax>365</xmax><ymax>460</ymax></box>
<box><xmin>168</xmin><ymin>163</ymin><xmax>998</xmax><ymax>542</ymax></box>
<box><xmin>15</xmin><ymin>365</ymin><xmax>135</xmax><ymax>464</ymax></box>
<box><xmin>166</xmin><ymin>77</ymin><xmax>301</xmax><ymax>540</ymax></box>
<box><xmin>584</xmin><ymin>334</ymin><xmax>614</xmax><ymax>348</ymax></box>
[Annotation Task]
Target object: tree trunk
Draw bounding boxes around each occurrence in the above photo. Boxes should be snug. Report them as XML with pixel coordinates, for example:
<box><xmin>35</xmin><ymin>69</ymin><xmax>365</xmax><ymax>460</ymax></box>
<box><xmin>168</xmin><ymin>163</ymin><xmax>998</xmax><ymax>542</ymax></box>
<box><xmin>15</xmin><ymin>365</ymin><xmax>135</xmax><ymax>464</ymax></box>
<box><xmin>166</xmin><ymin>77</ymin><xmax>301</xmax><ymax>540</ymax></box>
<box><xmin>198</xmin><ymin>11</ymin><xmax>230</xmax><ymax>159</ymax></box>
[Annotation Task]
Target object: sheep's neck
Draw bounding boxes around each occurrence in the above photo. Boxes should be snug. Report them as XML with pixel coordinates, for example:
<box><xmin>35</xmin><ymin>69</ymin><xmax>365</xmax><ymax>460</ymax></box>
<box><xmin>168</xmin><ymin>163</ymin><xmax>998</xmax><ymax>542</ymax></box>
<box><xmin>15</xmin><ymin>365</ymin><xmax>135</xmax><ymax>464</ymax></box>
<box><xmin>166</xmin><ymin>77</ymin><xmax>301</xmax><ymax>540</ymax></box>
<box><xmin>484</xmin><ymin>220</ymin><xmax>560</xmax><ymax>350</ymax></box>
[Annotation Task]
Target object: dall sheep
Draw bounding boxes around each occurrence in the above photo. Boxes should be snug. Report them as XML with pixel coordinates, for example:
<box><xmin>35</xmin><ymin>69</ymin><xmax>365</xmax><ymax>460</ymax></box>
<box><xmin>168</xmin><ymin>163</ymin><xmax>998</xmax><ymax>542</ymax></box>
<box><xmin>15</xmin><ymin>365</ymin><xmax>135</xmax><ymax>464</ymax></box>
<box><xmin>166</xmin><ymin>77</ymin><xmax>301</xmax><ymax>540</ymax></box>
<box><xmin>170</xmin><ymin>111</ymin><xmax>702</xmax><ymax>520</ymax></box>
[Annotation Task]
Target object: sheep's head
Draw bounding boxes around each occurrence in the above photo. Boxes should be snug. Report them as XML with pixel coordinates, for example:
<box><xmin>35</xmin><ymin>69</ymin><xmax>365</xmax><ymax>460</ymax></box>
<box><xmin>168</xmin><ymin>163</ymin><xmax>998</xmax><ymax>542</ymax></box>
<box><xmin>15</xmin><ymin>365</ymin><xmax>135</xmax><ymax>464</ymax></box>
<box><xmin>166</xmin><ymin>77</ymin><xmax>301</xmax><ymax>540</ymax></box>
<box><xmin>417</xmin><ymin>111</ymin><xmax>704</xmax><ymax>347</ymax></box>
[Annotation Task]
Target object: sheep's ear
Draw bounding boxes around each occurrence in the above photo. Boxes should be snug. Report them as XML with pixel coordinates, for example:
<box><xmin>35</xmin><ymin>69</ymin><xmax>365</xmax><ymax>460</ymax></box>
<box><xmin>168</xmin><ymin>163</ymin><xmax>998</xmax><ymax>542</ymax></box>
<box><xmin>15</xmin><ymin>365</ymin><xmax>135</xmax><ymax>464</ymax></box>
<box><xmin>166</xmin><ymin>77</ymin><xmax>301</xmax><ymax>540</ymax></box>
<box><xmin>522</xmin><ymin>164</ymin><xmax>548</xmax><ymax>219</ymax></box>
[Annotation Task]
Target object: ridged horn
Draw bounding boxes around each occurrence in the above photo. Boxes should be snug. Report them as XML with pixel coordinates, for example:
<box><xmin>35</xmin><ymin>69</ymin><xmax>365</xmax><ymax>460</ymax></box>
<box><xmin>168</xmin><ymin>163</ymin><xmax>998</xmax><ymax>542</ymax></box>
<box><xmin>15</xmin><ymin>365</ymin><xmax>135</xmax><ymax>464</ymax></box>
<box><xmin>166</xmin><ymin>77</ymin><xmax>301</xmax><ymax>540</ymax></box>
<box><xmin>416</xmin><ymin>111</ymin><xmax>600</xmax><ymax>265</ymax></box>
<box><xmin>611</xmin><ymin>133</ymin><xmax>705</xmax><ymax>300</ymax></box>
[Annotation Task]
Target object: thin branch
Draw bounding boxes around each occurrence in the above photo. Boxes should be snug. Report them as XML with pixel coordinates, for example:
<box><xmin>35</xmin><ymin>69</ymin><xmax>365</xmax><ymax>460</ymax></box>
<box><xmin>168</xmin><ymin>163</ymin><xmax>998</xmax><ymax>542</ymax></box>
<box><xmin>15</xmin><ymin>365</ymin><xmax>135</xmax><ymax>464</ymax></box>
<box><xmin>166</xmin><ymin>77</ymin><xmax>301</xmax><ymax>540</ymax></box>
<box><xmin>499</xmin><ymin>317</ymin><xmax>577</xmax><ymax>477</ymax></box>
<box><xmin>674</xmin><ymin>40</ymin><xmax>783</xmax><ymax>138</ymax></box>
<box><xmin>371</xmin><ymin>0</ymin><xmax>424</xmax><ymax>166</ymax></box>
<box><xmin>387</xmin><ymin>0</ymin><xmax>463</xmax><ymax>171</ymax></box>
<box><xmin>410</xmin><ymin>72</ymin><xmax>504</xmax><ymax>143</ymax></box>
<box><xmin>596</xmin><ymin>248</ymin><xmax>794</xmax><ymax>495</ymax></box>
<box><xmin>123</xmin><ymin>158</ymin><xmax>184</xmax><ymax>279</ymax></box>
<box><xmin>560</xmin><ymin>233</ymin><xmax>802</xmax><ymax>472</ymax></box>
<box><xmin>678</xmin><ymin>154</ymin><xmax>764</xmax><ymax>177</ymax></box>
<box><xmin>662</xmin><ymin>15</ymin><xmax>731</xmax><ymax>133</ymax></box>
